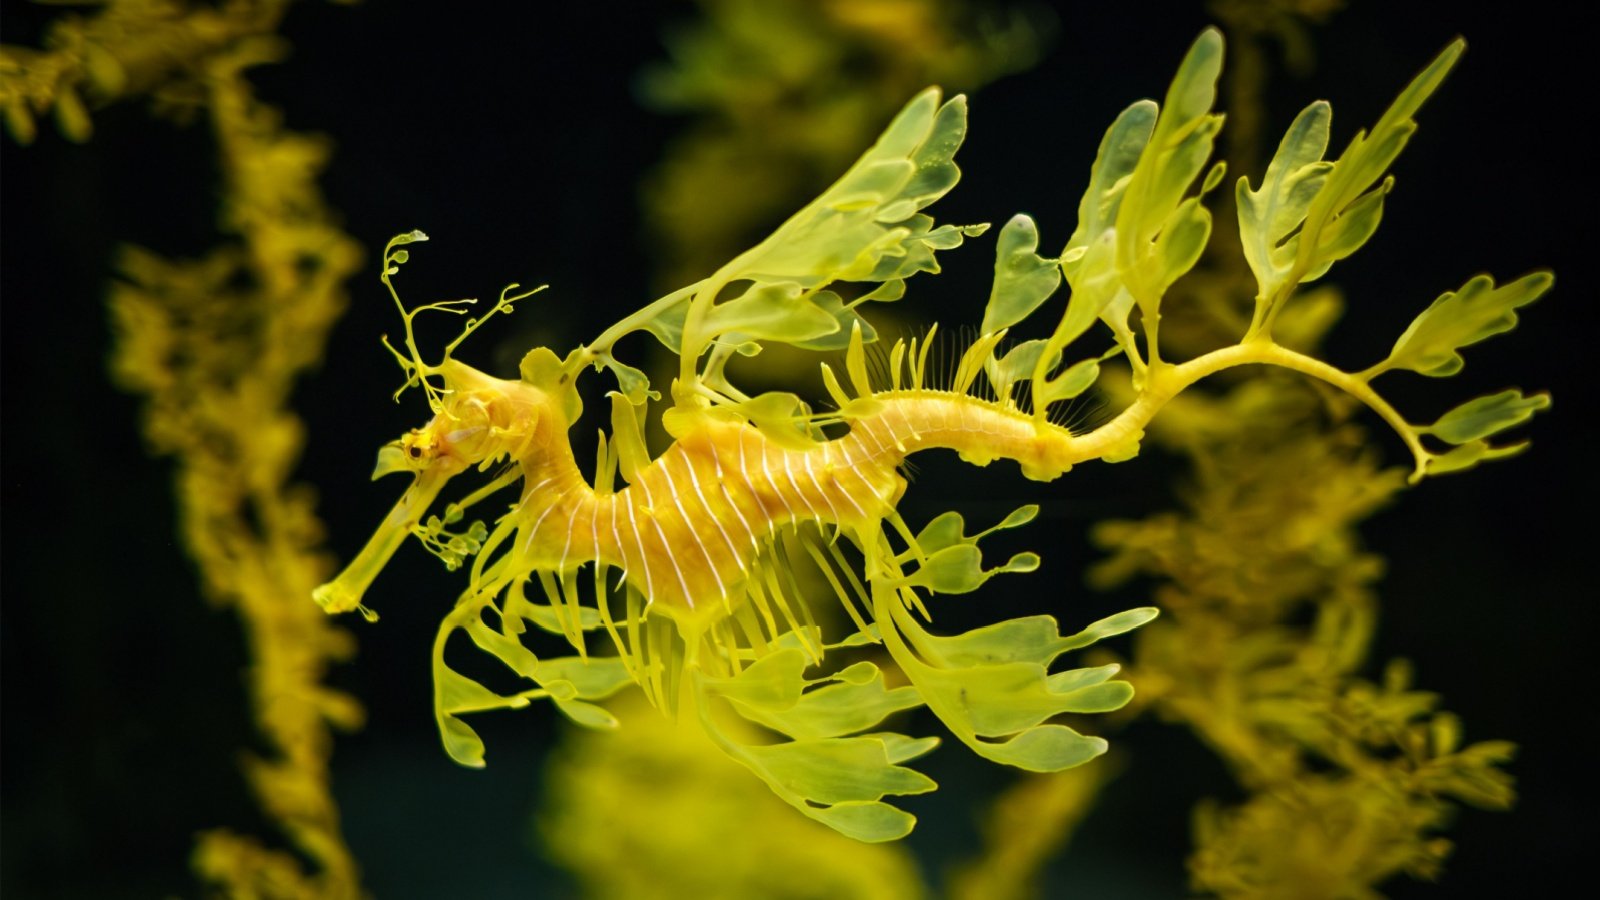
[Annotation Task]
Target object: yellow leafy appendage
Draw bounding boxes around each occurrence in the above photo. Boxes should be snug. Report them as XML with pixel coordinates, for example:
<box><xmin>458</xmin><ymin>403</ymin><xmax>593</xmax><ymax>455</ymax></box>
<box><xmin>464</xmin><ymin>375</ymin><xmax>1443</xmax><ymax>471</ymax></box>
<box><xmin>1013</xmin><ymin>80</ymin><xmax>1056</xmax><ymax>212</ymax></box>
<box><xmin>317</xmin><ymin>30</ymin><xmax>1548</xmax><ymax>842</ymax></box>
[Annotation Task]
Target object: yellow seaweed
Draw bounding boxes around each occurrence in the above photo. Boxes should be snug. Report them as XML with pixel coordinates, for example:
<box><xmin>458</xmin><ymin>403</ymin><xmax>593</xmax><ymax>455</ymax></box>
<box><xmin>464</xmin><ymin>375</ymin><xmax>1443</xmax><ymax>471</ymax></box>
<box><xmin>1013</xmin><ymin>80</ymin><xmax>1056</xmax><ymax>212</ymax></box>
<box><xmin>6</xmin><ymin>1</ymin><xmax>369</xmax><ymax>895</ymax></box>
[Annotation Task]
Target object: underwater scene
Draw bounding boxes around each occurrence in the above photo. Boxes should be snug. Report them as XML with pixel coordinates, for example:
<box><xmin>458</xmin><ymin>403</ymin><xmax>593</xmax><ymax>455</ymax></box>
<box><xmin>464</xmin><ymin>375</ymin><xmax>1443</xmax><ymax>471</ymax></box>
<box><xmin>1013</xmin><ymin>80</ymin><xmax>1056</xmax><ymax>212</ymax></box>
<box><xmin>2</xmin><ymin>1</ymin><xmax>1592</xmax><ymax>897</ymax></box>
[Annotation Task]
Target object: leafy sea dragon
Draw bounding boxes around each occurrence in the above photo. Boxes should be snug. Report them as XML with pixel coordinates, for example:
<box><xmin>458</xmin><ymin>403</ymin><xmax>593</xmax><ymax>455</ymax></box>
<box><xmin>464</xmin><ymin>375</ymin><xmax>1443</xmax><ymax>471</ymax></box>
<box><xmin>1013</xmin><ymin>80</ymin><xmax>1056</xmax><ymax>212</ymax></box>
<box><xmin>313</xmin><ymin>30</ymin><xmax>1549</xmax><ymax>841</ymax></box>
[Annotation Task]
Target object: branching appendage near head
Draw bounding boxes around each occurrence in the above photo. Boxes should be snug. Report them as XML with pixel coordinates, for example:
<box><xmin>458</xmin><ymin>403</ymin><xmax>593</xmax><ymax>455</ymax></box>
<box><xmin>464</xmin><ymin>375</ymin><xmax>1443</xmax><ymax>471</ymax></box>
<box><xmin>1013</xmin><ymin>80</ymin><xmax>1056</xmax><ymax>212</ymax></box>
<box><xmin>313</xmin><ymin>29</ymin><xmax>1550</xmax><ymax>841</ymax></box>
<box><xmin>311</xmin><ymin>230</ymin><xmax>556</xmax><ymax>622</ymax></box>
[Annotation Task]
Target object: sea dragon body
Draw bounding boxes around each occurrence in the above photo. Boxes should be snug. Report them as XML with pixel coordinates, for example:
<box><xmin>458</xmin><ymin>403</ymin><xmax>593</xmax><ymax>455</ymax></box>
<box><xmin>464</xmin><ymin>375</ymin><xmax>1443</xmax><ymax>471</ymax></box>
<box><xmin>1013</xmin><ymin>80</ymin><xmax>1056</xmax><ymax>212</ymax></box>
<box><xmin>313</xmin><ymin>31</ymin><xmax>1550</xmax><ymax>842</ymax></box>
<box><xmin>319</xmin><ymin>371</ymin><xmax>1090</xmax><ymax>624</ymax></box>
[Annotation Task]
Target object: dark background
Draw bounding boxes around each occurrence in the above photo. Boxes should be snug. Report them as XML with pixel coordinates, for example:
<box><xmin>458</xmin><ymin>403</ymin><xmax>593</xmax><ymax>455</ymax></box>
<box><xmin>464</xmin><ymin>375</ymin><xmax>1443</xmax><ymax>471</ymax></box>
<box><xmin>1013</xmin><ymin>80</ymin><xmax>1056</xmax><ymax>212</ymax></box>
<box><xmin>3</xmin><ymin>2</ymin><xmax>1593</xmax><ymax>897</ymax></box>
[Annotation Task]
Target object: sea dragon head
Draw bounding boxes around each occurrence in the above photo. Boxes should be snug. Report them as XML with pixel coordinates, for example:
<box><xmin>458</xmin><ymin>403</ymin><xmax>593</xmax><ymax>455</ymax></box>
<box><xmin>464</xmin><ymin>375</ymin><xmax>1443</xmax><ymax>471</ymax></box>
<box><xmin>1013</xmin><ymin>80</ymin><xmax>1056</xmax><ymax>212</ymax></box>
<box><xmin>313</xmin><ymin>231</ymin><xmax>573</xmax><ymax>620</ymax></box>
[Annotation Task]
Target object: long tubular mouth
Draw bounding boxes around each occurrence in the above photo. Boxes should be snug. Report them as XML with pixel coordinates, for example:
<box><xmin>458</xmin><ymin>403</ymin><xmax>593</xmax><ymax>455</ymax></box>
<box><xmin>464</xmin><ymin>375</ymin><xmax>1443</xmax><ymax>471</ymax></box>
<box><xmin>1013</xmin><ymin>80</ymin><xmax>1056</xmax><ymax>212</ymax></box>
<box><xmin>313</xmin><ymin>462</ymin><xmax>460</xmax><ymax>620</ymax></box>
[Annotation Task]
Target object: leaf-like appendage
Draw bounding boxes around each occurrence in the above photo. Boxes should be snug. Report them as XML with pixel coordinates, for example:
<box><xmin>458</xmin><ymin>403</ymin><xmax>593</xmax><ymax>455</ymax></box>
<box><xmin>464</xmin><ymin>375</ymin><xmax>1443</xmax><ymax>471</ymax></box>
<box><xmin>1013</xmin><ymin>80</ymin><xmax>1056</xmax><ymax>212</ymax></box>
<box><xmin>738</xmin><ymin>735</ymin><xmax>939</xmax><ymax>841</ymax></box>
<box><xmin>1065</xmin><ymin>101</ymin><xmax>1158</xmax><ymax>266</ymax></box>
<box><xmin>699</xmin><ymin>662</ymin><xmax>939</xmax><ymax>843</ymax></box>
<box><xmin>790</xmin><ymin>292</ymin><xmax>877</xmax><ymax>351</ymax></box>
<box><xmin>1235</xmin><ymin>41</ymin><xmax>1463</xmax><ymax>341</ymax></box>
<box><xmin>728</xmin><ymin>391</ymin><xmax>821</xmax><ymax>450</ymax></box>
<box><xmin>1416</xmin><ymin>388</ymin><xmax>1550</xmax><ymax>478</ymax></box>
<box><xmin>880</xmin><ymin>600</ymin><xmax>1153</xmax><ymax>774</ymax></box>
<box><xmin>536</xmin><ymin>656</ymin><xmax>636</xmax><ymax>701</ymax></box>
<box><xmin>1059</xmin><ymin>606</ymin><xmax>1162</xmax><ymax>650</ymax></box>
<box><xmin>1114</xmin><ymin>28</ymin><xmax>1224</xmax><ymax>311</ymax></box>
<box><xmin>985</xmin><ymin>339</ymin><xmax>1057</xmax><ymax>395</ymax></box>
<box><xmin>433</xmin><ymin>596</ymin><xmax>634</xmax><ymax>766</ymax></box>
<box><xmin>597</xmin><ymin>356</ymin><xmax>658</xmax><ymax>406</ymax></box>
<box><xmin>1425</xmin><ymin>389</ymin><xmax>1551</xmax><ymax>445</ymax></box>
<box><xmin>730</xmin><ymin>91</ymin><xmax>974</xmax><ymax>290</ymax></box>
<box><xmin>912</xmin><ymin>504</ymin><xmax>1038</xmax><ymax>552</ymax></box>
<box><xmin>898</xmin><ymin>505</ymin><xmax>1042</xmax><ymax>593</ymax></box>
<box><xmin>917</xmin><ymin>615</ymin><xmax>1076</xmax><ymax>668</ymax></box>
<box><xmin>1426</xmin><ymin>439</ymin><xmax>1532</xmax><ymax>476</ymax></box>
<box><xmin>704</xmin><ymin>281</ymin><xmax>841</xmax><ymax>343</ymax></box>
<box><xmin>1150</xmin><ymin>194</ymin><xmax>1214</xmax><ymax>296</ymax></box>
<box><xmin>434</xmin><ymin>659</ymin><xmax>533</xmax><ymax>767</ymax></box>
<box><xmin>598</xmin><ymin>90</ymin><xmax>983</xmax><ymax>379</ymax></box>
<box><xmin>1299</xmin><ymin>175</ymin><xmax>1390</xmax><ymax>282</ymax></box>
<box><xmin>914</xmin><ymin>607</ymin><xmax>1159</xmax><ymax>669</ymax></box>
<box><xmin>1237</xmin><ymin>100</ymin><xmax>1334</xmax><ymax>299</ymax></box>
<box><xmin>734</xmin><ymin>661</ymin><xmax>924</xmax><ymax>741</ymax></box>
<box><xmin>1298</xmin><ymin>42</ymin><xmax>1462</xmax><ymax>286</ymax></box>
<box><xmin>705</xmin><ymin>647</ymin><xmax>810</xmax><ymax>709</ymax></box>
<box><xmin>1032</xmin><ymin>345</ymin><xmax>1122</xmax><ymax>412</ymax></box>
<box><xmin>1055</xmin><ymin>100</ymin><xmax>1158</xmax><ymax>361</ymax></box>
<box><xmin>1379</xmin><ymin>272</ymin><xmax>1553</xmax><ymax>377</ymax></box>
<box><xmin>981</xmin><ymin>214</ymin><xmax>1062</xmax><ymax>334</ymax></box>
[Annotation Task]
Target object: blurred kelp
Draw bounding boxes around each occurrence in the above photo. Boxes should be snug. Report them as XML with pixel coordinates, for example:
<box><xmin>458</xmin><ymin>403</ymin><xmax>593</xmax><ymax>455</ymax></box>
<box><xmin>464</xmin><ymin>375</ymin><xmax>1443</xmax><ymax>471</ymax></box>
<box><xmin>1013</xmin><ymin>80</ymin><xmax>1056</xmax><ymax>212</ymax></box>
<box><xmin>3</xmin><ymin>0</ymin><xmax>287</xmax><ymax>141</ymax></box>
<box><xmin>946</xmin><ymin>762</ymin><xmax>1118</xmax><ymax>900</ymax></box>
<box><xmin>3</xmin><ymin>2</ymin><xmax>366</xmax><ymax>897</ymax></box>
<box><xmin>1091</xmin><ymin>379</ymin><xmax>1518</xmax><ymax>895</ymax></box>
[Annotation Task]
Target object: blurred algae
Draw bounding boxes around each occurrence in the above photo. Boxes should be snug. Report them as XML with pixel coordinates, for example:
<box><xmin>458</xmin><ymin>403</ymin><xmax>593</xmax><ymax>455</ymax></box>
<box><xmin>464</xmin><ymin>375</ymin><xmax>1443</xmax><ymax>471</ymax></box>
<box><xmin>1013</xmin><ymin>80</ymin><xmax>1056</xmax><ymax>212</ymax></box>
<box><xmin>5</xmin><ymin>2</ymin><xmax>367</xmax><ymax>897</ymax></box>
